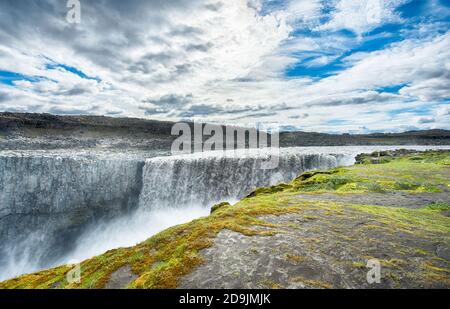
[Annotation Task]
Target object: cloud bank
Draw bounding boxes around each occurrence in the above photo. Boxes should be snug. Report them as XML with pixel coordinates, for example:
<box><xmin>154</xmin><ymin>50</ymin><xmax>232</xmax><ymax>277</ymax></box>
<box><xmin>0</xmin><ymin>0</ymin><xmax>449</xmax><ymax>133</ymax></box>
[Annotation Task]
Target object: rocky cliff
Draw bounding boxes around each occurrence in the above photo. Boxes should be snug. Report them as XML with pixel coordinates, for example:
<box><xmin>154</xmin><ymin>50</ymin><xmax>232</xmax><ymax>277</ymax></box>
<box><xmin>1</xmin><ymin>150</ymin><xmax>449</xmax><ymax>289</ymax></box>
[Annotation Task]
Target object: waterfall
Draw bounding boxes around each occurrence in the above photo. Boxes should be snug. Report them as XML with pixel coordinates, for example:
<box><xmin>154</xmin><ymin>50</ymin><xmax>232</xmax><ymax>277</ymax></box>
<box><xmin>0</xmin><ymin>151</ymin><xmax>145</xmax><ymax>280</ymax></box>
<box><xmin>138</xmin><ymin>149</ymin><xmax>347</xmax><ymax>208</ymax></box>
<box><xmin>0</xmin><ymin>148</ymin><xmax>348</xmax><ymax>280</ymax></box>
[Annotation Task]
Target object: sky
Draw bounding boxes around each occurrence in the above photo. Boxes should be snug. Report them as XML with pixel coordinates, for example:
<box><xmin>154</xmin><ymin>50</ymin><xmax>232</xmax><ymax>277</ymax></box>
<box><xmin>0</xmin><ymin>0</ymin><xmax>449</xmax><ymax>133</ymax></box>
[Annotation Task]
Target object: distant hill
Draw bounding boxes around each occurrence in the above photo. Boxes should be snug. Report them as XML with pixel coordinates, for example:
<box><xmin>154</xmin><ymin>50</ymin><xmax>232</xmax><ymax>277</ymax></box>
<box><xmin>0</xmin><ymin>112</ymin><xmax>175</xmax><ymax>136</ymax></box>
<box><xmin>0</xmin><ymin>112</ymin><xmax>449</xmax><ymax>150</ymax></box>
<box><xmin>279</xmin><ymin>129</ymin><xmax>450</xmax><ymax>146</ymax></box>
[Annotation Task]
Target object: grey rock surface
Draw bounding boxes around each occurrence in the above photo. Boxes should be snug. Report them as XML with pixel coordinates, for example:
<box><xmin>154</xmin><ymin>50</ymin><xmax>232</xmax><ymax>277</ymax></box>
<box><xmin>294</xmin><ymin>192</ymin><xmax>450</xmax><ymax>209</ymax></box>
<box><xmin>105</xmin><ymin>265</ymin><xmax>138</xmax><ymax>289</ymax></box>
<box><xmin>180</xmin><ymin>197</ymin><xmax>450</xmax><ymax>289</ymax></box>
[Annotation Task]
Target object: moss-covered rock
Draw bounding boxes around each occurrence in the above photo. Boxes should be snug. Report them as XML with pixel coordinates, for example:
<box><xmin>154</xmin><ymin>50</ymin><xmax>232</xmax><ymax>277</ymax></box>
<box><xmin>210</xmin><ymin>202</ymin><xmax>231</xmax><ymax>214</ymax></box>
<box><xmin>245</xmin><ymin>183</ymin><xmax>291</xmax><ymax>198</ymax></box>
<box><xmin>426</xmin><ymin>201</ymin><xmax>450</xmax><ymax>211</ymax></box>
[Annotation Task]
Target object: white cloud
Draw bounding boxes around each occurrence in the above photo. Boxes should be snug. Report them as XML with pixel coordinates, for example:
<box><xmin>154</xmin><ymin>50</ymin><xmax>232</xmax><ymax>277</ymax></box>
<box><xmin>435</xmin><ymin>105</ymin><xmax>450</xmax><ymax>117</ymax></box>
<box><xmin>317</xmin><ymin>0</ymin><xmax>406</xmax><ymax>35</ymax></box>
<box><xmin>400</xmin><ymin>78</ymin><xmax>450</xmax><ymax>101</ymax></box>
<box><xmin>309</xmin><ymin>32</ymin><xmax>450</xmax><ymax>95</ymax></box>
<box><xmin>286</xmin><ymin>0</ymin><xmax>323</xmax><ymax>25</ymax></box>
<box><xmin>0</xmin><ymin>0</ymin><xmax>292</xmax><ymax>117</ymax></box>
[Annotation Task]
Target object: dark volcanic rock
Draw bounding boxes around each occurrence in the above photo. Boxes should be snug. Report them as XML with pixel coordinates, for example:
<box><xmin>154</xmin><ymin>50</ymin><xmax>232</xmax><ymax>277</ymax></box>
<box><xmin>1</xmin><ymin>113</ymin><xmax>449</xmax><ymax>151</ymax></box>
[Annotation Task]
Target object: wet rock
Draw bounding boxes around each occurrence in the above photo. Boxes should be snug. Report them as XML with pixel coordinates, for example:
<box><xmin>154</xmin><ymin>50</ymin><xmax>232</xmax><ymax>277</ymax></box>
<box><xmin>104</xmin><ymin>265</ymin><xmax>138</xmax><ymax>289</ymax></box>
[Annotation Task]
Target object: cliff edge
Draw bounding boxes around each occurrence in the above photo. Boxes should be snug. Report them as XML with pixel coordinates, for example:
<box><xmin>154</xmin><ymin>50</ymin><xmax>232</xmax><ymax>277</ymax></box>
<box><xmin>1</xmin><ymin>150</ymin><xmax>449</xmax><ymax>289</ymax></box>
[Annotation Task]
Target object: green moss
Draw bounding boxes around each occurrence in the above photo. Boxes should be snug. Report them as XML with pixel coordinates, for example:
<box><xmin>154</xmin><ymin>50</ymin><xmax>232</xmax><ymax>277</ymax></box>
<box><xmin>421</xmin><ymin>261</ymin><xmax>450</xmax><ymax>285</ymax></box>
<box><xmin>380</xmin><ymin>258</ymin><xmax>406</xmax><ymax>268</ymax></box>
<box><xmin>349</xmin><ymin>204</ymin><xmax>450</xmax><ymax>235</ymax></box>
<box><xmin>0</xmin><ymin>265</ymin><xmax>72</xmax><ymax>289</ymax></box>
<box><xmin>294</xmin><ymin>169</ymin><xmax>342</xmax><ymax>182</ymax></box>
<box><xmin>414</xmin><ymin>249</ymin><xmax>430</xmax><ymax>256</ymax></box>
<box><xmin>246</xmin><ymin>183</ymin><xmax>291</xmax><ymax>198</ymax></box>
<box><xmin>409</xmin><ymin>156</ymin><xmax>424</xmax><ymax>161</ymax></box>
<box><xmin>426</xmin><ymin>201</ymin><xmax>450</xmax><ymax>211</ymax></box>
<box><xmin>210</xmin><ymin>202</ymin><xmax>231</xmax><ymax>214</ymax></box>
<box><xmin>352</xmin><ymin>261</ymin><xmax>366</xmax><ymax>269</ymax></box>
<box><xmin>290</xmin><ymin>151</ymin><xmax>450</xmax><ymax>194</ymax></box>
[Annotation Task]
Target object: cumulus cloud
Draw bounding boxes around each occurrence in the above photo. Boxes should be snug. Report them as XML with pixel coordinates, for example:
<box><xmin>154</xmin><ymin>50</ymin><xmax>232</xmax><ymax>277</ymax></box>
<box><xmin>0</xmin><ymin>0</ymin><xmax>293</xmax><ymax>116</ymax></box>
<box><xmin>317</xmin><ymin>0</ymin><xmax>407</xmax><ymax>35</ymax></box>
<box><xmin>307</xmin><ymin>32</ymin><xmax>450</xmax><ymax>98</ymax></box>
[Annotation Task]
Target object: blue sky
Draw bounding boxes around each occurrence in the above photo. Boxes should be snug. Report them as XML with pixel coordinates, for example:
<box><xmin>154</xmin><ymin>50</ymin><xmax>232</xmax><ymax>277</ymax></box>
<box><xmin>0</xmin><ymin>0</ymin><xmax>449</xmax><ymax>132</ymax></box>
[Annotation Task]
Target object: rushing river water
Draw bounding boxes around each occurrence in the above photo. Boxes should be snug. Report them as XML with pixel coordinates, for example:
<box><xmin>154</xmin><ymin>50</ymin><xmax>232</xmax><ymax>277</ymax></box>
<box><xmin>0</xmin><ymin>145</ymin><xmax>449</xmax><ymax>280</ymax></box>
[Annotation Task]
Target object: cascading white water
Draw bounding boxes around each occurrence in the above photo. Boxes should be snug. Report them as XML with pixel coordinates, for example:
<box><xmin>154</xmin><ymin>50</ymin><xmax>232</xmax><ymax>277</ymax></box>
<box><xmin>138</xmin><ymin>149</ymin><xmax>348</xmax><ymax>209</ymax></box>
<box><xmin>0</xmin><ymin>151</ymin><xmax>146</xmax><ymax>280</ymax></box>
